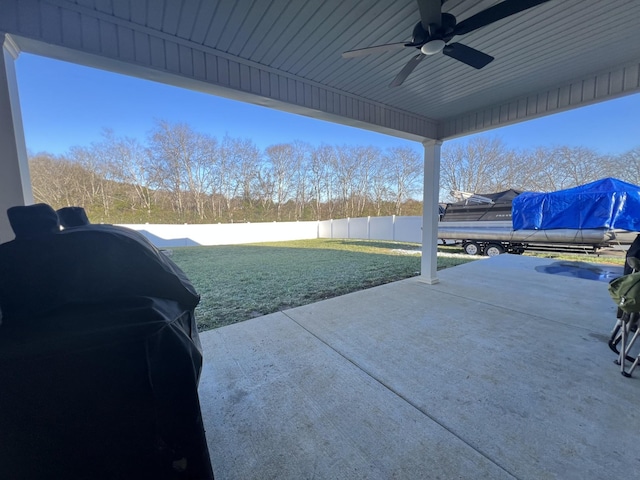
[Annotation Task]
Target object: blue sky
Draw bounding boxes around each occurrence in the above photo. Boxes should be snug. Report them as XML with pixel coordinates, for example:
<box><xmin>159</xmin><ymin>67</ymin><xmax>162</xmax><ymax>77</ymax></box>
<box><xmin>14</xmin><ymin>53</ymin><xmax>640</xmax><ymax>157</ymax></box>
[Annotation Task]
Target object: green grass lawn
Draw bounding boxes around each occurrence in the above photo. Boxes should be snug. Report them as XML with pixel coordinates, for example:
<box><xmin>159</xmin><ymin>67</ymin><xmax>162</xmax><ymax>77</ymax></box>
<box><xmin>170</xmin><ymin>239</ymin><xmax>625</xmax><ymax>331</ymax></box>
<box><xmin>170</xmin><ymin>239</ymin><xmax>476</xmax><ymax>330</ymax></box>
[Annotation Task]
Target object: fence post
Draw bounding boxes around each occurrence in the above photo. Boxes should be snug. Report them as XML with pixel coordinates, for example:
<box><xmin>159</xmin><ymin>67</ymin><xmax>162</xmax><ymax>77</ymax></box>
<box><xmin>392</xmin><ymin>215</ymin><xmax>396</xmax><ymax>241</ymax></box>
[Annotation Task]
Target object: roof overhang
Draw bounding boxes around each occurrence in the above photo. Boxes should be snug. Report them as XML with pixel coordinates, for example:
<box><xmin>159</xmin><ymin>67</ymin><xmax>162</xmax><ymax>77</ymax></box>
<box><xmin>1</xmin><ymin>0</ymin><xmax>638</xmax><ymax>143</ymax></box>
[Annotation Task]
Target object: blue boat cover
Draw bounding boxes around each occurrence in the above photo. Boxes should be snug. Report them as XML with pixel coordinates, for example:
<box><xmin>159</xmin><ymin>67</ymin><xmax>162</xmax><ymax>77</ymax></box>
<box><xmin>512</xmin><ymin>178</ymin><xmax>640</xmax><ymax>231</ymax></box>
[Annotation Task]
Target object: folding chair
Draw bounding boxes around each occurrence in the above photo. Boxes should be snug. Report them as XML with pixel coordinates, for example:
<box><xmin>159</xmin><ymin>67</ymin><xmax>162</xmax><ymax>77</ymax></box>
<box><xmin>609</xmin><ymin>256</ymin><xmax>640</xmax><ymax>377</ymax></box>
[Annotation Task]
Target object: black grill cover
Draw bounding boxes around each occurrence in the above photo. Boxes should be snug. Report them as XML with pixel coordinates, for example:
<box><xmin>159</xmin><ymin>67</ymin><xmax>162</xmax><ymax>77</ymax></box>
<box><xmin>0</xmin><ymin>210</ymin><xmax>213</xmax><ymax>479</ymax></box>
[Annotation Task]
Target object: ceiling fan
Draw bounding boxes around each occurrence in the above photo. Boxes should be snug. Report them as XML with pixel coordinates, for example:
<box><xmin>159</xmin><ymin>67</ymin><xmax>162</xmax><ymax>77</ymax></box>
<box><xmin>342</xmin><ymin>0</ymin><xmax>551</xmax><ymax>87</ymax></box>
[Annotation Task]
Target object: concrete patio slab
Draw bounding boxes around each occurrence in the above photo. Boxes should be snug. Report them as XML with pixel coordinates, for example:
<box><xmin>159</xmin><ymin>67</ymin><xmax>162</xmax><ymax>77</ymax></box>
<box><xmin>198</xmin><ymin>254</ymin><xmax>640</xmax><ymax>479</ymax></box>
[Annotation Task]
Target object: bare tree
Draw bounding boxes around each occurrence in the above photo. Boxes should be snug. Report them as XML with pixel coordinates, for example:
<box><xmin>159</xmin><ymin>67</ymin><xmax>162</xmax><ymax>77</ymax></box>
<box><xmin>208</xmin><ymin>135</ymin><xmax>266</xmax><ymax>221</ymax></box>
<box><xmin>616</xmin><ymin>147</ymin><xmax>640</xmax><ymax>185</ymax></box>
<box><xmin>369</xmin><ymin>154</ymin><xmax>391</xmax><ymax>216</ymax></box>
<box><xmin>551</xmin><ymin>146</ymin><xmax>607</xmax><ymax>189</ymax></box>
<box><xmin>265</xmin><ymin>143</ymin><xmax>299</xmax><ymax>221</ymax></box>
<box><xmin>351</xmin><ymin>146</ymin><xmax>379</xmax><ymax>217</ymax></box>
<box><xmin>233</xmin><ymin>138</ymin><xmax>261</xmax><ymax>208</ymax></box>
<box><xmin>290</xmin><ymin>141</ymin><xmax>312</xmax><ymax>220</ymax></box>
<box><xmin>68</xmin><ymin>145</ymin><xmax>115</xmax><ymax>218</ymax></box>
<box><xmin>441</xmin><ymin>137</ymin><xmax>512</xmax><ymax>199</ymax></box>
<box><xmin>214</xmin><ymin>135</ymin><xmax>242</xmax><ymax>220</ymax></box>
<box><xmin>309</xmin><ymin>144</ymin><xmax>337</xmax><ymax>219</ymax></box>
<box><xmin>519</xmin><ymin>145</ymin><xmax>609</xmax><ymax>192</ymax></box>
<box><xmin>255</xmin><ymin>163</ymin><xmax>275</xmax><ymax>218</ymax></box>
<box><xmin>96</xmin><ymin>129</ymin><xmax>155</xmax><ymax>216</ymax></box>
<box><xmin>29</xmin><ymin>153</ymin><xmax>89</xmax><ymax>208</ymax></box>
<box><xmin>148</xmin><ymin>120</ymin><xmax>217</xmax><ymax>219</ymax></box>
<box><xmin>331</xmin><ymin>145</ymin><xmax>375</xmax><ymax>218</ymax></box>
<box><xmin>385</xmin><ymin>146</ymin><xmax>422</xmax><ymax>215</ymax></box>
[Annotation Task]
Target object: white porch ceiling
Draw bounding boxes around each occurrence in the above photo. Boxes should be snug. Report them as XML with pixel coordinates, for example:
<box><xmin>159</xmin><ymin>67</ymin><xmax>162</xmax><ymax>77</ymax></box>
<box><xmin>1</xmin><ymin>0</ymin><xmax>640</xmax><ymax>142</ymax></box>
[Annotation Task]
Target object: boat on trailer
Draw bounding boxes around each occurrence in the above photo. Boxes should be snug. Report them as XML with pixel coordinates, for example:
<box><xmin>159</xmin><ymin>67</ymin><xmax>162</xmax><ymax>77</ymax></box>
<box><xmin>438</xmin><ymin>181</ymin><xmax>636</xmax><ymax>256</ymax></box>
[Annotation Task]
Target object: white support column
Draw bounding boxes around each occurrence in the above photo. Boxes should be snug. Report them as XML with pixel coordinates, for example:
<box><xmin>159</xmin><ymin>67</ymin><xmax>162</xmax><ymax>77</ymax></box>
<box><xmin>0</xmin><ymin>34</ymin><xmax>33</xmax><ymax>243</ymax></box>
<box><xmin>420</xmin><ymin>139</ymin><xmax>442</xmax><ymax>284</ymax></box>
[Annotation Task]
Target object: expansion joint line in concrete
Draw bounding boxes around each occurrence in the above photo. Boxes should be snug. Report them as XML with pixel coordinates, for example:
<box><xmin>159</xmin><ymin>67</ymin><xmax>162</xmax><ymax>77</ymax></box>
<box><xmin>281</xmin><ymin>311</ymin><xmax>520</xmax><ymax>480</ymax></box>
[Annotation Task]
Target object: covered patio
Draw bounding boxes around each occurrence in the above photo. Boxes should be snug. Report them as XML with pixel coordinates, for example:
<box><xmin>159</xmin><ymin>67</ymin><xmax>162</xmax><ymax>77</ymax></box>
<box><xmin>1</xmin><ymin>1</ymin><xmax>640</xmax><ymax>478</ymax></box>
<box><xmin>2</xmin><ymin>0</ymin><xmax>640</xmax><ymax>283</ymax></box>
<box><xmin>198</xmin><ymin>254</ymin><xmax>639</xmax><ymax>479</ymax></box>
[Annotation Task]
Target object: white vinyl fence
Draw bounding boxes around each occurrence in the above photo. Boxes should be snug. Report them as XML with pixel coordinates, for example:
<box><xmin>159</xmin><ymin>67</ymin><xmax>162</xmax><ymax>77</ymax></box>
<box><xmin>119</xmin><ymin>216</ymin><xmax>422</xmax><ymax>248</ymax></box>
<box><xmin>317</xmin><ymin>216</ymin><xmax>422</xmax><ymax>243</ymax></box>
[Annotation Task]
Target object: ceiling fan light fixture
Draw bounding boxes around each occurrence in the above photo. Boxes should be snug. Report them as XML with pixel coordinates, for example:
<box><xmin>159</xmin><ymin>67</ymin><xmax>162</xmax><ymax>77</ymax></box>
<box><xmin>421</xmin><ymin>39</ymin><xmax>445</xmax><ymax>55</ymax></box>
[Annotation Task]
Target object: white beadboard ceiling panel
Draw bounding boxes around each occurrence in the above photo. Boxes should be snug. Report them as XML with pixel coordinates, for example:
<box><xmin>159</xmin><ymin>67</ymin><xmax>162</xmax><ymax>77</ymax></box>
<box><xmin>2</xmin><ymin>0</ymin><xmax>640</xmax><ymax>141</ymax></box>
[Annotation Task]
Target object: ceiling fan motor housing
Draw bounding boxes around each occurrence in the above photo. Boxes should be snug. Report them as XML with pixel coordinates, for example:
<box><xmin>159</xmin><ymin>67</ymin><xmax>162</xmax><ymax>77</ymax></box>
<box><xmin>411</xmin><ymin>21</ymin><xmax>429</xmax><ymax>45</ymax></box>
<box><xmin>411</xmin><ymin>13</ymin><xmax>457</xmax><ymax>47</ymax></box>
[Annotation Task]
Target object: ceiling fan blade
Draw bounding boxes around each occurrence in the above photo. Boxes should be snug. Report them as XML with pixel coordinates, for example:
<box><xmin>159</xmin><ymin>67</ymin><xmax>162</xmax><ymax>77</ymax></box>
<box><xmin>454</xmin><ymin>0</ymin><xmax>551</xmax><ymax>36</ymax></box>
<box><xmin>416</xmin><ymin>0</ymin><xmax>442</xmax><ymax>31</ymax></box>
<box><xmin>442</xmin><ymin>43</ymin><xmax>494</xmax><ymax>69</ymax></box>
<box><xmin>342</xmin><ymin>42</ymin><xmax>407</xmax><ymax>59</ymax></box>
<box><xmin>390</xmin><ymin>53</ymin><xmax>425</xmax><ymax>87</ymax></box>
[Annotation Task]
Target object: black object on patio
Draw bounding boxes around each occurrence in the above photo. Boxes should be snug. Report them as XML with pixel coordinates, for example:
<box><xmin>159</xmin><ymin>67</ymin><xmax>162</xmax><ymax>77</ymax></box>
<box><xmin>0</xmin><ymin>204</ymin><xmax>214</xmax><ymax>479</ymax></box>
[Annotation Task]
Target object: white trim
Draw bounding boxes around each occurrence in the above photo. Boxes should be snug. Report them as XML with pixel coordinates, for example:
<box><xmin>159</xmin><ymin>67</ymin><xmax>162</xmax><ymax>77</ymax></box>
<box><xmin>3</xmin><ymin>33</ymin><xmax>20</xmax><ymax>59</ymax></box>
<box><xmin>0</xmin><ymin>37</ymin><xmax>33</xmax><ymax>242</ymax></box>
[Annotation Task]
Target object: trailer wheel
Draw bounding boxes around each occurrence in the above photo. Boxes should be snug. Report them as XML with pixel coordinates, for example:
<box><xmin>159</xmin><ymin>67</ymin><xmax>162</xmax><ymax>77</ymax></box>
<box><xmin>484</xmin><ymin>243</ymin><xmax>505</xmax><ymax>257</ymax></box>
<box><xmin>463</xmin><ymin>242</ymin><xmax>481</xmax><ymax>256</ymax></box>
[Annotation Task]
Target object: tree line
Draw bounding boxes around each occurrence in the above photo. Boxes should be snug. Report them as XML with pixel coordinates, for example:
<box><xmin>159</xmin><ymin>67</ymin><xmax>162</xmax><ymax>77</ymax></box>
<box><xmin>440</xmin><ymin>137</ymin><xmax>640</xmax><ymax>199</ymax></box>
<box><xmin>29</xmin><ymin>121</ymin><xmax>424</xmax><ymax>224</ymax></box>
<box><xmin>29</xmin><ymin>120</ymin><xmax>640</xmax><ymax>224</ymax></box>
